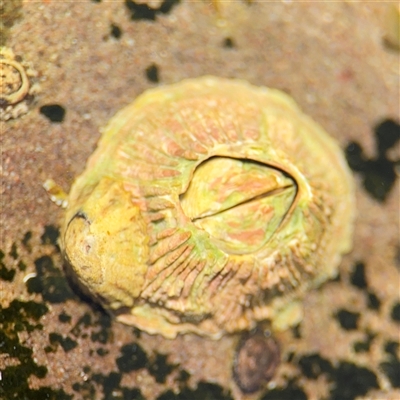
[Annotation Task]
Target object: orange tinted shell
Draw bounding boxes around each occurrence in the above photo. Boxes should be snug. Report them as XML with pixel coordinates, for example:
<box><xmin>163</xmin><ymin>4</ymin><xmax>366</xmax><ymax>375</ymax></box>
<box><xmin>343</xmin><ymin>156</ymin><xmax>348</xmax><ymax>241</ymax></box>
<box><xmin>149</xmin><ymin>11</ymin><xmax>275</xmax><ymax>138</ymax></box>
<box><xmin>61</xmin><ymin>77</ymin><xmax>354</xmax><ymax>338</ymax></box>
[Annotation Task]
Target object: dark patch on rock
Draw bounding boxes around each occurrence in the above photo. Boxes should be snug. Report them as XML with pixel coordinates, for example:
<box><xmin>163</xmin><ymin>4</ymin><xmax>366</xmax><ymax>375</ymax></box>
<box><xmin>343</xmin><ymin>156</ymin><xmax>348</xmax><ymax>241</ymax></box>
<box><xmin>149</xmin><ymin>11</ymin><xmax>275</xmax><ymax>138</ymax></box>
<box><xmin>41</xmin><ymin>225</ymin><xmax>60</xmax><ymax>247</ymax></box>
<box><xmin>27</xmin><ymin>255</ymin><xmax>76</xmax><ymax>303</ymax></box>
<box><xmin>233</xmin><ymin>330</ymin><xmax>280</xmax><ymax>393</ymax></box>
<box><xmin>0</xmin><ymin>249</ymin><xmax>16</xmax><ymax>281</ymax></box>
<box><xmin>380</xmin><ymin>339</ymin><xmax>400</xmax><ymax>387</ymax></box>
<box><xmin>298</xmin><ymin>353</ymin><xmax>333</xmax><ymax>379</ymax></box>
<box><xmin>148</xmin><ymin>353</ymin><xmax>177</xmax><ymax>384</ymax></box>
<box><xmin>90</xmin><ymin>312</ymin><xmax>112</xmax><ymax>344</ymax></box>
<box><xmin>72</xmin><ymin>381</ymin><xmax>96</xmax><ymax>398</ymax></box>
<box><xmin>380</xmin><ymin>358</ymin><xmax>400</xmax><ymax>388</ymax></box>
<box><xmin>96</xmin><ymin>347</ymin><xmax>109</xmax><ymax>356</ymax></box>
<box><xmin>90</xmin><ymin>371</ymin><xmax>146</xmax><ymax>400</ymax></box>
<box><xmin>157</xmin><ymin>381</ymin><xmax>233</xmax><ymax>400</ymax></box>
<box><xmin>366</xmin><ymin>291</ymin><xmax>381</xmax><ymax>311</ymax></box>
<box><xmin>335</xmin><ymin>309</ymin><xmax>360</xmax><ymax>330</ymax></box>
<box><xmin>48</xmin><ymin>332</ymin><xmax>78</xmax><ymax>352</ymax></box>
<box><xmin>18</xmin><ymin>259</ymin><xmax>27</xmax><ymax>271</ymax></box>
<box><xmin>70</xmin><ymin>312</ymin><xmax>92</xmax><ymax>337</ymax></box>
<box><xmin>384</xmin><ymin>340</ymin><xmax>399</xmax><ymax>358</ymax></box>
<box><xmin>345</xmin><ymin>118</ymin><xmax>400</xmax><ymax>202</ymax></box>
<box><xmin>0</xmin><ymin>298</ymin><xmax>73</xmax><ymax>399</ymax></box>
<box><xmin>176</xmin><ymin>369</ymin><xmax>190</xmax><ymax>384</ymax></box>
<box><xmin>9</xmin><ymin>241</ymin><xmax>18</xmax><ymax>259</ymax></box>
<box><xmin>125</xmin><ymin>0</ymin><xmax>180</xmax><ymax>21</ymax></box>
<box><xmin>145</xmin><ymin>63</ymin><xmax>160</xmax><ymax>83</ymax></box>
<box><xmin>110</xmin><ymin>23</ymin><xmax>122</xmax><ymax>39</ymax></box>
<box><xmin>58</xmin><ymin>311</ymin><xmax>72</xmax><ymax>323</ymax></box>
<box><xmin>116</xmin><ymin>343</ymin><xmax>149</xmax><ymax>372</ymax></box>
<box><xmin>83</xmin><ymin>365</ymin><xmax>91</xmax><ymax>374</ymax></box>
<box><xmin>350</xmin><ymin>262</ymin><xmax>367</xmax><ymax>289</ymax></box>
<box><xmin>68</xmin><ymin>311</ymin><xmax>112</xmax><ymax>346</ymax></box>
<box><xmin>93</xmin><ymin>372</ymin><xmax>121</xmax><ymax>398</ymax></box>
<box><xmin>291</xmin><ymin>323</ymin><xmax>302</xmax><ymax>339</ymax></box>
<box><xmin>353</xmin><ymin>332</ymin><xmax>376</xmax><ymax>353</ymax></box>
<box><xmin>223</xmin><ymin>37</ymin><xmax>235</xmax><ymax>48</ymax></box>
<box><xmin>0</xmin><ymin>299</ymin><xmax>48</xmax><ymax>332</ymax></box>
<box><xmin>39</xmin><ymin>104</ymin><xmax>66</xmax><ymax>123</ymax></box>
<box><xmin>390</xmin><ymin>301</ymin><xmax>400</xmax><ymax>322</ymax></box>
<box><xmin>260</xmin><ymin>380</ymin><xmax>307</xmax><ymax>400</ymax></box>
<box><xmin>329</xmin><ymin>361</ymin><xmax>379</xmax><ymax>400</ymax></box>
<box><xmin>21</xmin><ymin>231</ymin><xmax>32</xmax><ymax>251</ymax></box>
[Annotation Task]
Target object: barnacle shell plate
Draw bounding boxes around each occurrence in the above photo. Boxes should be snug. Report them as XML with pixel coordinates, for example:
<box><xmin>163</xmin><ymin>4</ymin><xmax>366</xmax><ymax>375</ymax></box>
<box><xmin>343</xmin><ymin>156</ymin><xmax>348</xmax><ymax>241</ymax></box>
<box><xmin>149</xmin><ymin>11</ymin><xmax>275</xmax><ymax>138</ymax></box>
<box><xmin>61</xmin><ymin>77</ymin><xmax>354</xmax><ymax>339</ymax></box>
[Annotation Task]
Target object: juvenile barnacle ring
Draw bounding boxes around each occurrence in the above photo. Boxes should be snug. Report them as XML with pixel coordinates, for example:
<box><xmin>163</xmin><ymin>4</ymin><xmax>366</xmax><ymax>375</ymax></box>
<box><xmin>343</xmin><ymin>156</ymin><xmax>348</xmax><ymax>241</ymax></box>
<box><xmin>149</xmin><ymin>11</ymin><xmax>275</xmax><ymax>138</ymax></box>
<box><xmin>0</xmin><ymin>58</ymin><xmax>30</xmax><ymax>105</ymax></box>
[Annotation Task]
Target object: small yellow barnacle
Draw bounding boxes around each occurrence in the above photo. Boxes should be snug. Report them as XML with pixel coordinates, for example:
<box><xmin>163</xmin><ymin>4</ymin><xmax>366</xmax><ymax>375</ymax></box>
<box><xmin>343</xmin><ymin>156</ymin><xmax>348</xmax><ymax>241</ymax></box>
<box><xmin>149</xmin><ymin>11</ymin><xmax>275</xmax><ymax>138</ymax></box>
<box><xmin>60</xmin><ymin>77</ymin><xmax>354</xmax><ymax>339</ymax></box>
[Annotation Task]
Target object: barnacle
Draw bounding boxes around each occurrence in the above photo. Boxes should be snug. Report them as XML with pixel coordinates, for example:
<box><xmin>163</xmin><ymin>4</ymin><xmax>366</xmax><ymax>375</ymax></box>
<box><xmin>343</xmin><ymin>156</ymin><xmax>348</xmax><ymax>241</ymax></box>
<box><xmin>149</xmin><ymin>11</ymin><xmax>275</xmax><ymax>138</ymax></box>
<box><xmin>61</xmin><ymin>77</ymin><xmax>354</xmax><ymax>339</ymax></box>
<box><xmin>0</xmin><ymin>47</ymin><xmax>40</xmax><ymax>120</ymax></box>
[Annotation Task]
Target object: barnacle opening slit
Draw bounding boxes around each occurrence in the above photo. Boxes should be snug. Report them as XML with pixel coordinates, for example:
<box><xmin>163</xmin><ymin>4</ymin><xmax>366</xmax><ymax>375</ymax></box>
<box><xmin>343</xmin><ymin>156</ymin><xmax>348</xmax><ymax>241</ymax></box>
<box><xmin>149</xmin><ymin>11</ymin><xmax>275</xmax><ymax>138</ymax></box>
<box><xmin>179</xmin><ymin>156</ymin><xmax>297</xmax><ymax>254</ymax></box>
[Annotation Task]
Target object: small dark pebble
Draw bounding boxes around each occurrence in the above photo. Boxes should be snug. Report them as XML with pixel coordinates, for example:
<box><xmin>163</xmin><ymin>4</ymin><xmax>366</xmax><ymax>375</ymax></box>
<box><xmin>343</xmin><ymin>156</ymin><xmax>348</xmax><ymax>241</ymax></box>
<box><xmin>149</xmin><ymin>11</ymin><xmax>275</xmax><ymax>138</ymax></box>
<box><xmin>233</xmin><ymin>330</ymin><xmax>280</xmax><ymax>393</ymax></box>
<box><xmin>39</xmin><ymin>104</ymin><xmax>66</xmax><ymax>123</ymax></box>
<box><xmin>335</xmin><ymin>309</ymin><xmax>360</xmax><ymax>331</ymax></box>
